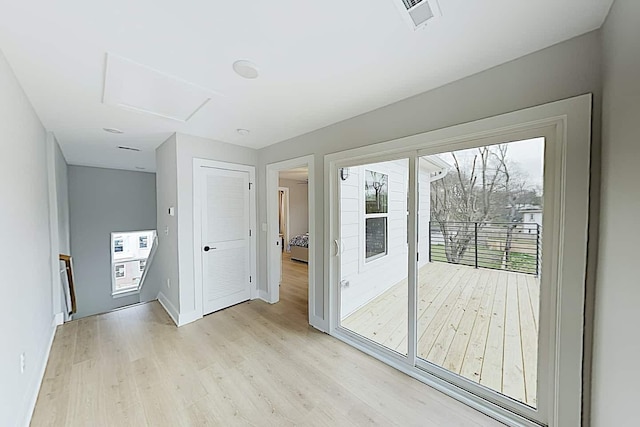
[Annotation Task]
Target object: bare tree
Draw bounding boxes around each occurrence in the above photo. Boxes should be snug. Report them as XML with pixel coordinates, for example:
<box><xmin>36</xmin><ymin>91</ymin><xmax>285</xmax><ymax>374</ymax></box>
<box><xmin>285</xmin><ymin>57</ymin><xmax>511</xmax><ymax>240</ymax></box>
<box><xmin>430</xmin><ymin>145</ymin><xmax>509</xmax><ymax>264</ymax></box>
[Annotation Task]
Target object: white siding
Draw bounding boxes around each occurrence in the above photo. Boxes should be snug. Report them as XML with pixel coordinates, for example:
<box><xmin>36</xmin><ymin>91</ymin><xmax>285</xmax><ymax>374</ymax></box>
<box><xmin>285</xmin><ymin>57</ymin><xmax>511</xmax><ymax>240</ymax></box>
<box><xmin>340</xmin><ymin>160</ymin><xmax>409</xmax><ymax>317</ymax></box>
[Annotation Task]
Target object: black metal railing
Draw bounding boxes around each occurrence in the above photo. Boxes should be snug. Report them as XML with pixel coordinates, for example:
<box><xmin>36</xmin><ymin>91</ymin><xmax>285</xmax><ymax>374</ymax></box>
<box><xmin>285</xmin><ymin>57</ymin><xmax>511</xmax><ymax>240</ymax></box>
<box><xmin>428</xmin><ymin>221</ymin><xmax>541</xmax><ymax>276</ymax></box>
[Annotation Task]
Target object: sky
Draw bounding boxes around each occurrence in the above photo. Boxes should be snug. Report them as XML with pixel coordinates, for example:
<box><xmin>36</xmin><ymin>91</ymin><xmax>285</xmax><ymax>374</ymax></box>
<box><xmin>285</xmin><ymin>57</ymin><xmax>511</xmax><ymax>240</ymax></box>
<box><xmin>434</xmin><ymin>137</ymin><xmax>545</xmax><ymax>190</ymax></box>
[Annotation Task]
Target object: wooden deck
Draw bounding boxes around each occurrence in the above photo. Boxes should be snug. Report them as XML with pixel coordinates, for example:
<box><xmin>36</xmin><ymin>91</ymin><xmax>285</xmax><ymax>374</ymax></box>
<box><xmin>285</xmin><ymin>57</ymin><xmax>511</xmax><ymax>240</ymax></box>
<box><xmin>342</xmin><ymin>261</ymin><xmax>540</xmax><ymax>407</ymax></box>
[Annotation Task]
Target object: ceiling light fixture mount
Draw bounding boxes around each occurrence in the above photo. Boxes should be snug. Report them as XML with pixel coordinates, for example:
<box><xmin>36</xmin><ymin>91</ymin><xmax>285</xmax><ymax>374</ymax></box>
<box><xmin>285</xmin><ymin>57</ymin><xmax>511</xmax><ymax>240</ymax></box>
<box><xmin>232</xmin><ymin>60</ymin><xmax>259</xmax><ymax>79</ymax></box>
<box><xmin>236</xmin><ymin>128</ymin><xmax>251</xmax><ymax>136</ymax></box>
<box><xmin>103</xmin><ymin>127</ymin><xmax>124</xmax><ymax>134</ymax></box>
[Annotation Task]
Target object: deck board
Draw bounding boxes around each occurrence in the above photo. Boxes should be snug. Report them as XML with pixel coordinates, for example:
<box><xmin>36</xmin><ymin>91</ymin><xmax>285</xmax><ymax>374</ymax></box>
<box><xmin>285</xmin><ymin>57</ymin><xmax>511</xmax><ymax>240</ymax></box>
<box><xmin>342</xmin><ymin>262</ymin><xmax>540</xmax><ymax>407</ymax></box>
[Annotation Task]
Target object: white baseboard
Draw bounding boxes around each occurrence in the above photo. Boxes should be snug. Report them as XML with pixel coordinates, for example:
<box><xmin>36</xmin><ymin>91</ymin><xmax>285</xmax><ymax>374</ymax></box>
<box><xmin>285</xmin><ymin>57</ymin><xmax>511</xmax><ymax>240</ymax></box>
<box><xmin>157</xmin><ymin>292</ymin><xmax>179</xmax><ymax>326</ymax></box>
<box><xmin>178</xmin><ymin>310</ymin><xmax>201</xmax><ymax>326</ymax></box>
<box><xmin>309</xmin><ymin>315</ymin><xmax>328</xmax><ymax>333</ymax></box>
<box><xmin>21</xmin><ymin>316</ymin><xmax>58</xmax><ymax>427</ymax></box>
<box><xmin>53</xmin><ymin>312</ymin><xmax>64</xmax><ymax>326</ymax></box>
<box><xmin>157</xmin><ymin>293</ymin><xmax>202</xmax><ymax>327</ymax></box>
<box><xmin>257</xmin><ymin>290</ymin><xmax>272</xmax><ymax>303</ymax></box>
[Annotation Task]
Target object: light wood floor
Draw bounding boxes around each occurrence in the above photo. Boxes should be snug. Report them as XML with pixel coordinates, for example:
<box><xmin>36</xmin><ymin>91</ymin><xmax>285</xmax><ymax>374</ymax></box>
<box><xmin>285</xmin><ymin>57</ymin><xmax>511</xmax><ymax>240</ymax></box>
<box><xmin>31</xmin><ymin>254</ymin><xmax>504</xmax><ymax>426</ymax></box>
<box><xmin>342</xmin><ymin>262</ymin><xmax>539</xmax><ymax>408</ymax></box>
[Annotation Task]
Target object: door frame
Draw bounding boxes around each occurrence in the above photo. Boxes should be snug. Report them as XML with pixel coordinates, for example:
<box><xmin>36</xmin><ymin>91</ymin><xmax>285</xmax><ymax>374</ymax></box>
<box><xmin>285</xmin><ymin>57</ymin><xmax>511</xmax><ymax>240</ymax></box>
<box><xmin>326</xmin><ymin>94</ymin><xmax>592</xmax><ymax>427</ymax></box>
<box><xmin>266</xmin><ymin>155</ymin><xmax>317</xmax><ymax>327</ymax></box>
<box><xmin>193</xmin><ymin>159</ymin><xmax>257</xmax><ymax>319</ymax></box>
<box><xmin>278</xmin><ymin>187</ymin><xmax>290</xmax><ymax>253</ymax></box>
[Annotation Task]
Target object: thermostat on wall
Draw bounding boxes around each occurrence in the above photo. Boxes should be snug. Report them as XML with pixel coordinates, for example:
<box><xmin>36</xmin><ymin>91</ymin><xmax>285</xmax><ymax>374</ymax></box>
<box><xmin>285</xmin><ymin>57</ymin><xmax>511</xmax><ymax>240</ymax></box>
<box><xmin>168</xmin><ymin>206</ymin><xmax>175</xmax><ymax>216</ymax></box>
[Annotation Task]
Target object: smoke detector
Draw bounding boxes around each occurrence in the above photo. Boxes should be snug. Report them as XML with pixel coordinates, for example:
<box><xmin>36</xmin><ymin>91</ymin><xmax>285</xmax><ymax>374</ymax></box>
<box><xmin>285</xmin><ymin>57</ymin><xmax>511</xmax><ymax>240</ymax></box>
<box><xmin>394</xmin><ymin>0</ymin><xmax>441</xmax><ymax>30</ymax></box>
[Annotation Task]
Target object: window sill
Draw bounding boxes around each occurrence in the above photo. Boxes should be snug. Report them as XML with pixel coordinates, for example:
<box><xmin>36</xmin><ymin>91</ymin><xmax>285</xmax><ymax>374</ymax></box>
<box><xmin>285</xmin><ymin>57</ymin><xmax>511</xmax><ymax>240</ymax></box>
<box><xmin>112</xmin><ymin>288</ymin><xmax>140</xmax><ymax>299</ymax></box>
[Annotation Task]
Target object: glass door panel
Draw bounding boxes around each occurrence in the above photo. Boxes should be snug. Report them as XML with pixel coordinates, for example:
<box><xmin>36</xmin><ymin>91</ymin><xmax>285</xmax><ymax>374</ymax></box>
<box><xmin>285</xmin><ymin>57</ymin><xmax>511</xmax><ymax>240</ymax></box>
<box><xmin>339</xmin><ymin>159</ymin><xmax>409</xmax><ymax>356</ymax></box>
<box><xmin>417</xmin><ymin>139</ymin><xmax>544</xmax><ymax>408</ymax></box>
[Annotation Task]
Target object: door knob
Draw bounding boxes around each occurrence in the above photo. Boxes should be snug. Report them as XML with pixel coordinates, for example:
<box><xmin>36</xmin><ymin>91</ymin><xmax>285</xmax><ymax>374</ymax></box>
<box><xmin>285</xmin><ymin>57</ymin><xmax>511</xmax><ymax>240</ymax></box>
<box><xmin>204</xmin><ymin>246</ymin><xmax>211</xmax><ymax>252</ymax></box>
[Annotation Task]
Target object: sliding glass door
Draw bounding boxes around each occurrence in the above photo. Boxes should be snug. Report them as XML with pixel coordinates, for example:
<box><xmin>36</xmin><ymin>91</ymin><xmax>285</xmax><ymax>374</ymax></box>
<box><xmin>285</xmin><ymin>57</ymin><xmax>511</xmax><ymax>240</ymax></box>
<box><xmin>416</xmin><ymin>138</ymin><xmax>545</xmax><ymax>412</ymax></box>
<box><xmin>338</xmin><ymin>159</ymin><xmax>409</xmax><ymax>356</ymax></box>
<box><xmin>333</xmin><ymin>137</ymin><xmax>550</xmax><ymax>425</ymax></box>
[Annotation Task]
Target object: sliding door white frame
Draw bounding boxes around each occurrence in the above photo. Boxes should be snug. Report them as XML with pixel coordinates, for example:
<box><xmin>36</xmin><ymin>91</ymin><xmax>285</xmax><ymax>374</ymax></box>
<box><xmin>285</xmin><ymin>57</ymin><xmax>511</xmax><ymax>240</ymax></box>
<box><xmin>326</xmin><ymin>94</ymin><xmax>592</xmax><ymax>427</ymax></box>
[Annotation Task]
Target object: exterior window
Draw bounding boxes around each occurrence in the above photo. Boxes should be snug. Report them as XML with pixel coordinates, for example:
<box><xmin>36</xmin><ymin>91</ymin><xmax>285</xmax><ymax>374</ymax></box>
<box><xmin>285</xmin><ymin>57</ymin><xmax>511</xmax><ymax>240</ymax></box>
<box><xmin>115</xmin><ymin>264</ymin><xmax>125</xmax><ymax>278</ymax></box>
<box><xmin>365</xmin><ymin>170</ymin><xmax>388</xmax><ymax>260</ymax></box>
<box><xmin>111</xmin><ymin>230</ymin><xmax>156</xmax><ymax>295</ymax></box>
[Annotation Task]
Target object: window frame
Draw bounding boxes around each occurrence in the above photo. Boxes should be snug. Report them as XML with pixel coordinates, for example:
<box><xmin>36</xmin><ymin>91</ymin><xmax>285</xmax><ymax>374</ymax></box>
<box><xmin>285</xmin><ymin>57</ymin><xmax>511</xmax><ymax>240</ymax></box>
<box><xmin>114</xmin><ymin>263</ymin><xmax>125</xmax><ymax>279</ymax></box>
<box><xmin>363</xmin><ymin>168</ymin><xmax>390</xmax><ymax>263</ymax></box>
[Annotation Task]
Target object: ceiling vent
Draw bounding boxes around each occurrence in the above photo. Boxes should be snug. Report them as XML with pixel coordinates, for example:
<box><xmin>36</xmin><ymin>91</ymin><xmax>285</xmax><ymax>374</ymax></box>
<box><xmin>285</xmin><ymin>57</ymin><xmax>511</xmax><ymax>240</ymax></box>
<box><xmin>394</xmin><ymin>0</ymin><xmax>441</xmax><ymax>30</ymax></box>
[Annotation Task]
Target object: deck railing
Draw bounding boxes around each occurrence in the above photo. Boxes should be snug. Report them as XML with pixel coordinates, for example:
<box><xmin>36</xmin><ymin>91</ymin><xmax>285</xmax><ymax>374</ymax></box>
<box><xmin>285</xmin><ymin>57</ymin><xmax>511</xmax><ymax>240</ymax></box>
<box><xmin>428</xmin><ymin>221</ymin><xmax>541</xmax><ymax>276</ymax></box>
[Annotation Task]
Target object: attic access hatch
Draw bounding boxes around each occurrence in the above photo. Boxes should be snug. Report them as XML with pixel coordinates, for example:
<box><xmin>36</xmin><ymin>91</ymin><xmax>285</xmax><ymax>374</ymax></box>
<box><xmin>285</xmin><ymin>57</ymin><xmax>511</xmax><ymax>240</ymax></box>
<box><xmin>394</xmin><ymin>0</ymin><xmax>441</xmax><ymax>30</ymax></box>
<box><xmin>103</xmin><ymin>53</ymin><xmax>221</xmax><ymax>122</ymax></box>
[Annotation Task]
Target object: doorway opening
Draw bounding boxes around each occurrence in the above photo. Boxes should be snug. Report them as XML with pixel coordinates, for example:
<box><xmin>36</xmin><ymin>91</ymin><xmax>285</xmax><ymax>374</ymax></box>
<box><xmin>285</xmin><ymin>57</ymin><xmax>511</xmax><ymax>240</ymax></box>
<box><xmin>278</xmin><ymin>168</ymin><xmax>309</xmax><ymax>319</ymax></box>
<box><xmin>266</xmin><ymin>155</ymin><xmax>318</xmax><ymax>328</ymax></box>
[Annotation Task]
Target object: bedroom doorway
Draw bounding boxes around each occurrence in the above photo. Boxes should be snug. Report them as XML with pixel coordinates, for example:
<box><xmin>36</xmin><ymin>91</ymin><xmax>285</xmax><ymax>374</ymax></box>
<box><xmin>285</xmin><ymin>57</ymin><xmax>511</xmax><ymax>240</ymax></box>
<box><xmin>266</xmin><ymin>155</ymin><xmax>317</xmax><ymax>328</ymax></box>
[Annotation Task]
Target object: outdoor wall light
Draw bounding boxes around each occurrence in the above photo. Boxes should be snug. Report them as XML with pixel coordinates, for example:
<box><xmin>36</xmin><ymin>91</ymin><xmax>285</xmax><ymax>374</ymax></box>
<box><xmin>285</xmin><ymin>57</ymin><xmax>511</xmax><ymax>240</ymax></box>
<box><xmin>340</xmin><ymin>167</ymin><xmax>350</xmax><ymax>181</ymax></box>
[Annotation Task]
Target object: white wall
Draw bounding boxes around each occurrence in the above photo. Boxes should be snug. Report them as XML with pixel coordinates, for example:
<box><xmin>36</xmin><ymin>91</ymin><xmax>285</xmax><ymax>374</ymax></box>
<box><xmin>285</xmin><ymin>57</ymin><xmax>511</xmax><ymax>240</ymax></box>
<box><xmin>278</xmin><ymin>178</ymin><xmax>309</xmax><ymax>241</ymax></box>
<box><xmin>257</xmin><ymin>31</ymin><xmax>603</xmax><ymax>328</ymax></box>
<box><xmin>591</xmin><ymin>1</ymin><xmax>639</xmax><ymax>425</ymax></box>
<box><xmin>0</xmin><ymin>49</ymin><xmax>55</xmax><ymax>427</ymax></box>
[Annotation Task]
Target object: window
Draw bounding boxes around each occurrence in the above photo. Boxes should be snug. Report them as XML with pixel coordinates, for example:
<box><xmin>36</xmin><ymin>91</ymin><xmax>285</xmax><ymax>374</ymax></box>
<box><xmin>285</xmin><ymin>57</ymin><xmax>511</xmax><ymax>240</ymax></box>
<box><xmin>115</xmin><ymin>264</ymin><xmax>125</xmax><ymax>278</ymax></box>
<box><xmin>111</xmin><ymin>230</ymin><xmax>156</xmax><ymax>295</ymax></box>
<box><xmin>365</xmin><ymin>170</ymin><xmax>388</xmax><ymax>260</ymax></box>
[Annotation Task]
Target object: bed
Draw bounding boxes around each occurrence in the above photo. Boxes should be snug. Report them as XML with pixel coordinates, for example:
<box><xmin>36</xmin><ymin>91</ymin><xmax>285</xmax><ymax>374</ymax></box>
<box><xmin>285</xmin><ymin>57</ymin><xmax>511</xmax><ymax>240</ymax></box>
<box><xmin>289</xmin><ymin>233</ymin><xmax>309</xmax><ymax>263</ymax></box>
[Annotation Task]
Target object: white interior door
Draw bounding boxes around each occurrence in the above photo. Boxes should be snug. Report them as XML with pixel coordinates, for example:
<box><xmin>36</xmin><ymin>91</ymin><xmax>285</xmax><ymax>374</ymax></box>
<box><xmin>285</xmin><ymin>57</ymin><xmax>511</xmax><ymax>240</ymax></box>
<box><xmin>201</xmin><ymin>167</ymin><xmax>251</xmax><ymax>315</ymax></box>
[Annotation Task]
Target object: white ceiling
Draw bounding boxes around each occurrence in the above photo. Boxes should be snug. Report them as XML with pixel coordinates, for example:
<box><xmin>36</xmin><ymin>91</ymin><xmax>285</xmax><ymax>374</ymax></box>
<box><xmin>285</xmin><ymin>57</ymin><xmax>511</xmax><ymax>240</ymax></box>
<box><xmin>0</xmin><ymin>0</ymin><xmax>613</xmax><ymax>172</ymax></box>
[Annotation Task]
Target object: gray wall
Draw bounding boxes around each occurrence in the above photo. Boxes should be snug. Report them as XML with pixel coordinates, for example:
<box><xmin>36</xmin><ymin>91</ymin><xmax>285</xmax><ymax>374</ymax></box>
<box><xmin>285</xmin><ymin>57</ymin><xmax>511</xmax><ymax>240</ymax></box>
<box><xmin>592</xmin><ymin>0</ymin><xmax>639</xmax><ymax>425</ymax></box>
<box><xmin>279</xmin><ymin>178</ymin><xmax>309</xmax><ymax>240</ymax></box>
<box><xmin>256</xmin><ymin>30</ymin><xmax>603</xmax><ymax>327</ymax></box>
<box><xmin>68</xmin><ymin>166</ymin><xmax>157</xmax><ymax>318</ymax></box>
<box><xmin>153</xmin><ymin>135</ymin><xmax>180</xmax><ymax>316</ymax></box>
<box><xmin>0</xmin><ymin>49</ymin><xmax>54</xmax><ymax>426</ymax></box>
<box><xmin>55</xmin><ymin>141</ymin><xmax>70</xmax><ymax>255</ymax></box>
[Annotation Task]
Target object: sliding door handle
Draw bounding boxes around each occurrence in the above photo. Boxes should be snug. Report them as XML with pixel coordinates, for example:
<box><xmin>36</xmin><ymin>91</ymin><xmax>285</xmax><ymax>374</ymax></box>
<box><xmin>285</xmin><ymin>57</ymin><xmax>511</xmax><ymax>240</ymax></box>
<box><xmin>334</xmin><ymin>239</ymin><xmax>340</xmax><ymax>257</ymax></box>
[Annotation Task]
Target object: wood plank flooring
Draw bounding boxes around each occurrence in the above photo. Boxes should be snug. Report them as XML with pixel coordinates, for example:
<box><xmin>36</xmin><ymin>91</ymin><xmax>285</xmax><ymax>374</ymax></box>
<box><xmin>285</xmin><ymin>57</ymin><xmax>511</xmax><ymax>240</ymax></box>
<box><xmin>31</xmin><ymin>254</ymin><xmax>504</xmax><ymax>426</ymax></box>
<box><xmin>342</xmin><ymin>262</ymin><xmax>540</xmax><ymax>408</ymax></box>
